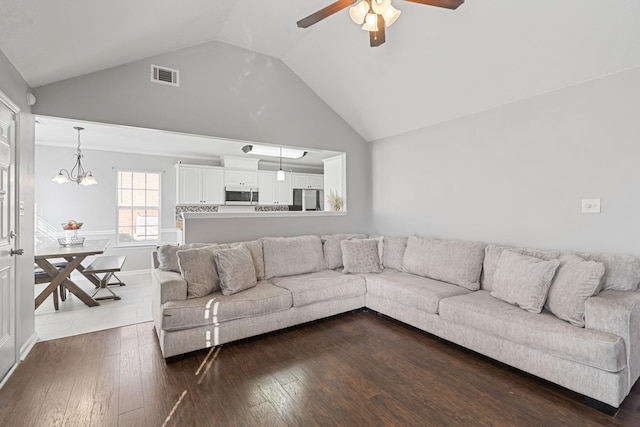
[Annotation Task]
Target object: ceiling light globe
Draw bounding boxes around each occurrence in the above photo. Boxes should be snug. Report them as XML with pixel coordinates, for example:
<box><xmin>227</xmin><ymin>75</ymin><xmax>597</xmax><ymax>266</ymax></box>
<box><xmin>80</xmin><ymin>174</ymin><xmax>98</xmax><ymax>186</ymax></box>
<box><xmin>371</xmin><ymin>0</ymin><xmax>391</xmax><ymax>14</ymax></box>
<box><xmin>349</xmin><ymin>0</ymin><xmax>370</xmax><ymax>25</ymax></box>
<box><xmin>276</xmin><ymin>169</ymin><xmax>285</xmax><ymax>181</ymax></box>
<box><xmin>52</xmin><ymin>172</ymin><xmax>69</xmax><ymax>184</ymax></box>
<box><xmin>362</xmin><ymin>12</ymin><xmax>379</xmax><ymax>32</ymax></box>
<box><xmin>382</xmin><ymin>5</ymin><xmax>401</xmax><ymax>27</ymax></box>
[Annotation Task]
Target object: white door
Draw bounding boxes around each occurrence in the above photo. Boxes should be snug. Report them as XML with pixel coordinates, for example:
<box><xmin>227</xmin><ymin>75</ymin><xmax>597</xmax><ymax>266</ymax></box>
<box><xmin>177</xmin><ymin>166</ymin><xmax>203</xmax><ymax>204</ymax></box>
<box><xmin>0</xmin><ymin>99</ymin><xmax>16</xmax><ymax>379</ymax></box>
<box><xmin>258</xmin><ymin>172</ymin><xmax>276</xmax><ymax>205</ymax></box>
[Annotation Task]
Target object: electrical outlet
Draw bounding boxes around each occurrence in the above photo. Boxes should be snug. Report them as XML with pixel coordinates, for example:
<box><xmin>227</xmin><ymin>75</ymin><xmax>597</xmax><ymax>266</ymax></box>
<box><xmin>582</xmin><ymin>199</ymin><xmax>601</xmax><ymax>214</ymax></box>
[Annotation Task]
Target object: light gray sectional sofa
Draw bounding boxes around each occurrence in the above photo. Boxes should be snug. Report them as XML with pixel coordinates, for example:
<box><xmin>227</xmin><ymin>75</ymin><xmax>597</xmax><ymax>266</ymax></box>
<box><xmin>151</xmin><ymin>233</ymin><xmax>640</xmax><ymax>411</ymax></box>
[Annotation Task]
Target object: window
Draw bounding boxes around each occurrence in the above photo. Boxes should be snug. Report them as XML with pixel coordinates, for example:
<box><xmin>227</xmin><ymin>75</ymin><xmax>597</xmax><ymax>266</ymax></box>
<box><xmin>117</xmin><ymin>170</ymin><xmax>161</xmax><ymax>245</ymax></box>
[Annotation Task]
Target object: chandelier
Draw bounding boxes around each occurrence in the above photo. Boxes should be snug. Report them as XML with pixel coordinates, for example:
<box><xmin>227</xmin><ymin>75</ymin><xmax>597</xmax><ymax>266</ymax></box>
<box><xmin>51</xmin><ymin>127</ymin><xmax>98</xmax><ymax>186</ymax></box>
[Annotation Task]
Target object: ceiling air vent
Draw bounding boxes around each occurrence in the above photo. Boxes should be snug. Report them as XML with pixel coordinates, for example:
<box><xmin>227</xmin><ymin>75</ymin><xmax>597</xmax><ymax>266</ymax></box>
<box><xmin>150</xmin><ymin>65</ymin><xmax>179</xmax><ymax>87</ymax></box>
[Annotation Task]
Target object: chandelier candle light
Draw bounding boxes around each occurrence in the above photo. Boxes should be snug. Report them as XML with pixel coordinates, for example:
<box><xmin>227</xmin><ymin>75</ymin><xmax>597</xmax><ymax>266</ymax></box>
<box><xmin>52</xmin><ymin>126</ymin><xmax>98</xmax><ymax>186</ymax></box>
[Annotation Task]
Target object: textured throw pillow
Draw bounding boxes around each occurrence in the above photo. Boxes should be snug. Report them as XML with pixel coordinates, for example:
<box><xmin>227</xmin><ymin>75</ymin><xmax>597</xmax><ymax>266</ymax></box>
<box><xmin>382</xmin><ymin>236</ymin><xmax>408</xmax><ymax>270</ymax></box>
<box><xmin>262</xmin><ymin>235</ymin><xmax>326</xmax><ymax>279</ymax></box>
<box><xmin>402</xmin><ymin>236</ymin><xmax>485</xmax><ymax>290</ymax></box>
<box><xmin>491</xmin><ymin>250</ymin><xmax>560</xmax><ymax>313</ymax></box>
<box><xmin>481</xmin><ymin>245</ymin><xmax>561</xmax><ymax>291</ymax></box>
<box><xmin>341</xmin><ymin>239</ymin><xmax>383</xmax><ymax>274</ymax></box>
<box><xmin>579</xmin><ymin>252</ymin><xmax>640</xmax><ymax>292</ymax></box>
<box><xmin>176</xmin><ymin>247</ymin><xmax>220</xmax><ymax>298</ymax></box>
<box><xmin>545</xmin><ymin>253</ymin><xmax>605</xmax><ymax>327</ymax></box>
<box><xmin>213</xmin><ymin>246</ymin><xmax>258</xmax><ymax>296</ymax></box>
<box><xmin>321</xmin><ymin>234</ymin><xmax>368</xmax><ymax>270</ymax></box>
<box><xmin>157</xmin><ymin>244</ymin><xmax>190</xmax><ymax>272</ymax></box>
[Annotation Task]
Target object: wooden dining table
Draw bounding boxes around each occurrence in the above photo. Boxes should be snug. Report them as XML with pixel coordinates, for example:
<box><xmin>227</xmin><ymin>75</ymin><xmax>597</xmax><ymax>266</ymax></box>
<box><xmin>34</xmin><ymin>239</ymin><xmax>110</xmax><ymax>310</ymax></box>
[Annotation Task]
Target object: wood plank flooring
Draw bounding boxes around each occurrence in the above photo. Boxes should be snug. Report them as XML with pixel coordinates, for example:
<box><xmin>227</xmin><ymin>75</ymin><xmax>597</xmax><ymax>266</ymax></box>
<box><xmin>1</xmin><ymin>311</ymin><xmax>640</xmax><ymax>426</ymax></box>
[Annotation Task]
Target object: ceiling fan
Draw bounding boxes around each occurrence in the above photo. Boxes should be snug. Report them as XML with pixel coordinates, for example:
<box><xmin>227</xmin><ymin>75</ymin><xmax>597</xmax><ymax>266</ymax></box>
<box><xmin>297</xmin><ymin>0</ymin><xmax>464</xmax><ymax>47</ymax></box>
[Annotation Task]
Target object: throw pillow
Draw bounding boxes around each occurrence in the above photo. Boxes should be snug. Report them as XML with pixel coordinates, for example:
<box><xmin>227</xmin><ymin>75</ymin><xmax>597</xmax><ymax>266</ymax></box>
<box><xmin>157</xmin><ymin>244</ymin><xmax>189</xmax><ymax>272</ymax></box>
<box><xmin>402</xmin><ymin>236</ymin><xmax>485</xmax><ymax>291</ymax></box>
<box><xmin>177</xmin><ymin>247</ymin><xmax>220</xmax><ymax>298</ymax></box>
<box><xmin>579</xmin><ymin>252</ymin><xmax>640</xmax><ymax>292</ymax></box>
<box><xmin>491</xmin><ymin>250</ymin><xmax>560</xmax><ymax>313</ymax></box>
<box><xmin>481</xmin><ymin>245</ymin><xmax>561</xmax><ymax>291</ymax></box>
<box><xmin>545</xmin><ymin>252</ymin><xmax>605</xmax><ymax>327</ymax></box>
<box><xmin>321</xmin><ymin>234</ymin><xmax>368</xmax><ymax>270</ymax></box>
<box><xmin>214</xmin><ymin>246</ymin><xmax>258</xmax><ymax>296</ymax></box>
<box><xmin>341</xmin><ymin>239</ymin><xmax>383</xmax><ymax>274</ymax></box>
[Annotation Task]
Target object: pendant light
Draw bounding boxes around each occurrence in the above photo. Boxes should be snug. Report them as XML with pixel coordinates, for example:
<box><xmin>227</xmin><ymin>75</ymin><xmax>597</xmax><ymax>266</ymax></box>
<box><xmin>51</xmin><ymin>127</ymin><xmax>98</xmax><ymax>186</ymax></box>
<box><xmin>276</xmin><ymin>146</ymin><xmax>285</xmax><ymax>181</ymax></box>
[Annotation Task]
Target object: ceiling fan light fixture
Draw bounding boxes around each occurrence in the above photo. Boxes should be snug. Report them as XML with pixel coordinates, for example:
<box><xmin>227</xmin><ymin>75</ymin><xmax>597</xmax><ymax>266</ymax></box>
<box><xmin>362</xmin><ymin>12</ymin><xmax>379</xmax><ymax>32</ymax></box>
<box><xmin>349</xmin><ymin>0</ymin><xmax>369</xmax><ymax>25</ymax></box>
<box><xmin>381</xmin><ymin>5</ymin><xmax>401</xmax><ymax>27</ymax></box>
<box><xmin>371</xmin><ymin>0</ymin><xmax>390</xmax><ymax>14</ymax></box>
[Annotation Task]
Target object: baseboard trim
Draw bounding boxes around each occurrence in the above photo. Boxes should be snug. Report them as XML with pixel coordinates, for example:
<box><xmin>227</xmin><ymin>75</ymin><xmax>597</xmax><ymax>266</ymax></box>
<box><xmin>20</xmin><ymin>331</ymin><xmax>38</xmax><ymax>361</ymax></box>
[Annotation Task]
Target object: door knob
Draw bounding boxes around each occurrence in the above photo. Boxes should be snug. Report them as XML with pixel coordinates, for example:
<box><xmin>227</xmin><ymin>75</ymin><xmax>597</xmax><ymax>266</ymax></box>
<box><xmin>10</xmin><ymin>248</ymin><xmax>24</xmax><ymax>256</ymax></box>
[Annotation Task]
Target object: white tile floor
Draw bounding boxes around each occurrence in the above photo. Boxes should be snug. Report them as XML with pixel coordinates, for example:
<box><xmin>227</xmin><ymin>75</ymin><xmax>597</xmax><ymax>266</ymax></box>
<box><xmin>34</xmin><ymin>270</ymin><xmax>153</xmax><ymax>342</ymax></box>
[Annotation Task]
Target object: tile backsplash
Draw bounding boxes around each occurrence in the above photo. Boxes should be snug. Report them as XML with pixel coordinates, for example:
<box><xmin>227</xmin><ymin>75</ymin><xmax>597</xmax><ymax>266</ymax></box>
<box><xmin>176</xmin><ymin>204</ymin><xmax>289</xmax><ymax>220</ymax></box>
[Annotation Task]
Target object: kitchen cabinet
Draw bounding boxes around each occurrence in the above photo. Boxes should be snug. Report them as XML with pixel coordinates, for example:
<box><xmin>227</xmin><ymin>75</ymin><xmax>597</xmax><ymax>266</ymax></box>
<box><xmin>292</xmin><ymin>173</ymin><xmax>324</xmax><ymax>190</ymax></box>
<box><xmin>176</xmin><ymin>165</ymin><xmax>224</xmax><ymax>205</ymax></box>
<box><xmin>224</xmin><ymin>170</ymin><xmax>259</xmax><ymax>188</ymax></box>
<box><xmin>258</xmin><ymin>171</ymin><xmax>293</xmax><ymax>205</ymax></box>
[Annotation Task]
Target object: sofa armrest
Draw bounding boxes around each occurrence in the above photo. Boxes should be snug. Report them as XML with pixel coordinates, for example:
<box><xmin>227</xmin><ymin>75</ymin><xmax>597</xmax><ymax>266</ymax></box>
<box><xmin>585</xmin><ymin>289</ymin><xmax>640</xmax><ymax>389</ymax></box>
<box><xmin>152</xmin><ymin>267</ymin><xmax>187</xmax><ymax>304</ymax></box>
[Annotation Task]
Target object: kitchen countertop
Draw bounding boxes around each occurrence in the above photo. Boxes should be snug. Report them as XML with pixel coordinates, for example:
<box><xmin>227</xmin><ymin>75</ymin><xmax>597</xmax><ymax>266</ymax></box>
<box><xmin>181</xmin><ymin>211</ymin><xmax>347</xmax><ymax>219</ymax></box>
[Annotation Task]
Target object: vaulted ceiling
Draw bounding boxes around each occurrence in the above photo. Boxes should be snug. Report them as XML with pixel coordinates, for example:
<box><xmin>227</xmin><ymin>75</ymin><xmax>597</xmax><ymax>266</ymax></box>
<box><xmin>1</xmin><ymin>0</ymin><xmax>639</xmax><ymax>141</ymax></box>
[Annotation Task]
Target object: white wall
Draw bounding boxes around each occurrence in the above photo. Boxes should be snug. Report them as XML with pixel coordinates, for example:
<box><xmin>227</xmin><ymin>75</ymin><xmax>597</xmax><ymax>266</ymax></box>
<box><xmin>371</xmin><ymin>67</ymin><xmax>640</xmax><ymax>256</ymax></box>
<box><xmin>32</xmin><ymin>41</ymin><xmax>371</xmax><ymax>240</ymax></box>
<box><xmin>0</xmin><ymin>49</ymin><xmax>36</xmax><ymax>356</ymax></box>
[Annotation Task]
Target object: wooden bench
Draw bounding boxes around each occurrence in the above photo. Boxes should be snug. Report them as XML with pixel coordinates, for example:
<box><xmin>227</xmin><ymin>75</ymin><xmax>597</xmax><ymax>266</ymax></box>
<box><xmin>83</xmin><ymin>255</ymin><xmax>127</xmax><ymax>301</ymax></box>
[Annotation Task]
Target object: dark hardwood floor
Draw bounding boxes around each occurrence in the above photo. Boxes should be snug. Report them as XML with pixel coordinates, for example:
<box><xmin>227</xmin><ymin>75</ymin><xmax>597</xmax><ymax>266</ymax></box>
<box><xmin>1</xmin><ymin>311</ymin><xmax>639</xmax><ymax>426</ymax></box>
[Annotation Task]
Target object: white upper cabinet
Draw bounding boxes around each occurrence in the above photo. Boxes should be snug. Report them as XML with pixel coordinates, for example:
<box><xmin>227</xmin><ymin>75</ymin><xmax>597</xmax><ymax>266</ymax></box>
<box><xmin>292</xmin><ymin>173</ymin><xmax>324</xmax><ymax>190</ymax></box>
<box><xmin>258</xmin><ymin>171</ymin><xmax>292</xmax><ymax>205</ymax></box>
<box><xmin>224</xmin><ymin>170</ymin><xmax>259</xmax><ymax>188</ymax></box>
<box><xmin>176</xmin><ymin>165</ymin><xmax>224</xmax><ymax>205</ymax></box>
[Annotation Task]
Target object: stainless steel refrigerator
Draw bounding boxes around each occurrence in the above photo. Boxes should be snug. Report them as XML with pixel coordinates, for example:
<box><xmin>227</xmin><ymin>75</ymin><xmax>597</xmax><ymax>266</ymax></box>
<box><xmin>291</xmin><ymin>189</ymin><xmax>324</xmax><ymax>211</ymax></box>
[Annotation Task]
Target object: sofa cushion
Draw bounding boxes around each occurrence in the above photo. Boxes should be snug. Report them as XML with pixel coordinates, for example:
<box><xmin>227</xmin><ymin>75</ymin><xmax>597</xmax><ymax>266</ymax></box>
<box><xmin>546</xmin><ymin>253</ymin><xmax>605</xmax><ymax>327</ymax></box>
<box><xmin>214</xmin><ymin>246</ymin><xmax>258</xmax><ymax>296</ymax></box>
<box><xmin>341</xmin><ymin>239</ymin><xmax>383</xmax><ymax>274</ymax></box>
<box><xmin>161</xmin><ymin>281</ymin><xmax>292</xmax><ymax>331</ymax></box>
<box><xmin>439</xmin><ymin>290</ymin><xmax>626</xmax><ymax>373</ymax></box>
<box><xmin>364</xmin><ymin>270</ymin><xmax>470</xmax><ymax>314</ymax></box>
<box><xmin>321</xmin><ymin>234</ymin><xmax>368</xmax><ymax>270</ymax></box>
<box><xmin>270</xmin><ymin>270</ymin><xmax>366</xmax><ymax>307</ymax></box>
<box><xmin>157</xmin><ymin>243</ymin><xmax>231</xmax><ymax>273</ymax></box>
<box><xmin>177</xmin><ymin>246</ymin><xmax>224</xmax><ymax>298</ymax></box>
<box><xmin>482</xmin><ymin>245</ymin><xmax>561</xmax><ymax>291</ymax></box>
<box><xmin>491</xmin><ymin>251</ymin><xmax>560</xmax><ymax>313</ymax></box>
<box><xmin>232</xmin><ymin>240</ymin><xmax>265</xmax><ymax>281</ymax></box>
<box><xmin>381</xmin><ymin>236</ymin><xmax>408</xmax><ymax>270</ymax></box>
<box><xmin>402</xmin><ymin>236</ymin><xmax>485</xmax><ymax>290</ymax></box>
<box><xmin>263</xmin><ymin>235</ymin><xmax>326</xmax><ymax>279</ymax></box>
<box><xmin>578</xmin><ymin>252</ymin><xmax>640</xmax><ymax>292</ymax></box>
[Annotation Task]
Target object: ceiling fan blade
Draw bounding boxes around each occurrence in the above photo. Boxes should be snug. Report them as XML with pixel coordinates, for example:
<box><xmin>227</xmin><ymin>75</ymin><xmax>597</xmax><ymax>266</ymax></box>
<box><xmin>297</xmin><ymin>0</ymin><xmax>358</xmax><ymax>28</ymax></box>
<box><xmin>369</xmin><ymin>15</ymin><xmax>386</xmax><ymax>47</ymax></box>
<box><xmin>402</xmin><ymin>0</ymin><xmax>464</xmax><ymax>10</ymax></box>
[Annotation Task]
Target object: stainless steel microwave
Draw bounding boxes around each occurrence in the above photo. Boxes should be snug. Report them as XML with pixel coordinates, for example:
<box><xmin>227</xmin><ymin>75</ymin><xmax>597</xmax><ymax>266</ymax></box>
<box><xmin>224</xmin><ymin>186</ymin><xmax>259</xmax><ymax>205</ymax></box>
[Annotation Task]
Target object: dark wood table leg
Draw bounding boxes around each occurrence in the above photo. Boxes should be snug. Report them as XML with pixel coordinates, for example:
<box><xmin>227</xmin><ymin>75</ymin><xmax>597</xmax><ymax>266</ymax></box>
<box><xmin>67</xmin><ymin>257</ymin><xmax>101</xmax><ymax>288</ymax></box>
<box><xmin>34</xmin><ymin>257</ymin><xmax>100</xmax><ymax>309</ymax></box>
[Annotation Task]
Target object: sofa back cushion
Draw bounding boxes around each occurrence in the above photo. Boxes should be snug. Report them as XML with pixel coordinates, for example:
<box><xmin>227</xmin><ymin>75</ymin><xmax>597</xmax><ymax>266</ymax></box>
<box><xmin>402</xmin><ymin>236</ymin><xmax>486</xmax><ymax>291</ymax></box>
<box><xmin>321</xmin><ymin>234</ymin><xmax>368</xmax><ymax>270</ymax></box>
<box><xmin>545</xmin><ymin>252</ymin><xmax>605</xmax><ymax>327</ymax></box>
<box><xmin>578</xmin><ymin>252</ymin><xmax>640</xmax><ymax>292</ymax></box>
<box><xmin>262</xmin><ymin>235</ymin><xmax>326</xmax><ymax>279</ymax></box>
<box><xmin>157</xmin><ymin>242</ymin><xmax>231</xmax><ymax>273</ymax></box>
<box><xmin>381</xmin><ymin>236</ymin><xmax>408</xmax><ymax>271</ymax></box>
<box><xmin>491</xmin><ymin>250</ymin><xmax>560</xmax><ymax>313</ymax></box>
<box><xmin>482</xmin><ymin>245</ymin><xmax>560</xmax><ymax>291</ymax></box>
<box><xmin>176</xmin><ymin>246</ymin><xmax>222</xmax><ymax>298</ymax></box>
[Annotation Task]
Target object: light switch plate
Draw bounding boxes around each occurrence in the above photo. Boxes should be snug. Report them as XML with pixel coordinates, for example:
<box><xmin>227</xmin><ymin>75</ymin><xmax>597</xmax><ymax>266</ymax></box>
<box><xmin>582</xmin><ymin>199</ymin><xmax>601</xmax><ymax>214</ymax></box>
